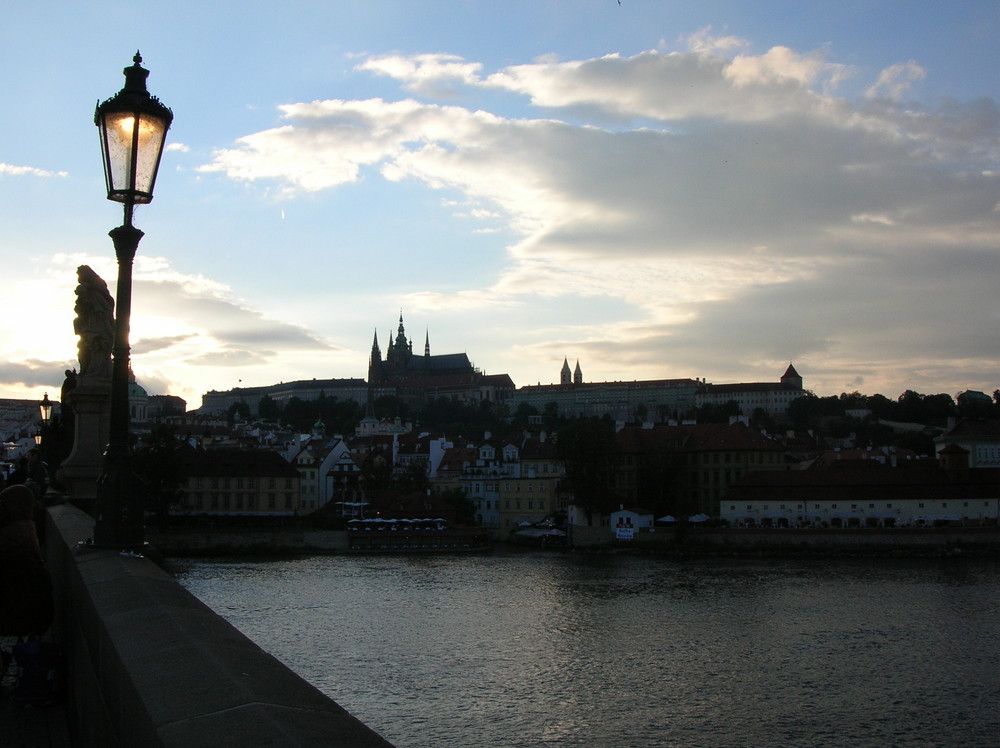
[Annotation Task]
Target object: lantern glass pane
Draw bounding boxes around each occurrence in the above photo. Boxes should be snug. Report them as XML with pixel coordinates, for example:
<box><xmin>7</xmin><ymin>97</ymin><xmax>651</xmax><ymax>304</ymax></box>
<box><xmin>100</xmin><ymin>111</ymin><xmax>136</xmax><ymax>197</ymax></box>
<box><xmin>132</xmin><ymin>111</ymin><xmax>169</xmax><ymax>200</ymax></box>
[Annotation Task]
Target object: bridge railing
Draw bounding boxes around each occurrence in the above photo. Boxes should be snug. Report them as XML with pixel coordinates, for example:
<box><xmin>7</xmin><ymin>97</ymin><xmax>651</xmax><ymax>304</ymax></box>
<box><xmin>44</xmin><ymin>503</ymin><xmax>395</xmax><ymax>747</ymax></box>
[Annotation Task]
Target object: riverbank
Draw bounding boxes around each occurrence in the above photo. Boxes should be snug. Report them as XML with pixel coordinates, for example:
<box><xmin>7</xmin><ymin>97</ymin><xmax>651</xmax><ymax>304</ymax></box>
<box><xmin>147</xmin><ymin>526</ymin><xmax>491</xmax><ymax>557</ymax></box>
<box><xmin>147</xmin><ymin>525</ymin><xmax>1000</xmax><ymax>559</ymax></box>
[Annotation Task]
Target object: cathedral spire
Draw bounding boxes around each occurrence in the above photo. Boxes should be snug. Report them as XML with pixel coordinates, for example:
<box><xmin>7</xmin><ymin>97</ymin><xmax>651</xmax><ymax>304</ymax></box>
<box><xmin>395</xmin><ymin>311</ymin><xmax>408</xmax><ymax>349</ymax></box>
<box><xmin>425</xmin><ymin>329</ymin><xmax>430</xmax><ymax>357</ymax></box>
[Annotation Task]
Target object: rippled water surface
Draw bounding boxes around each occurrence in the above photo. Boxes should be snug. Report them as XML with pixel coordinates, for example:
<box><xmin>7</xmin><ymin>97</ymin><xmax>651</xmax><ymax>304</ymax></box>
<box><xmin>174</xmin><ymin>552</ymin><xmax>1000</xmax><ymax>747</ymax></box>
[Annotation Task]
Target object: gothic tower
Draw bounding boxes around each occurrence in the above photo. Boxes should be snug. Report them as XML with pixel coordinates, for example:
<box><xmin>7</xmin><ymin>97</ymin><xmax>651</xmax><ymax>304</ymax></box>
<box><xmin>386</xmin><ymin>312</ymin><xmax>413</xmax><ymax>372</ymax></box>
<box><xmin>366</xmin><ymin>329</ymin><xmax>381</xmax><ymax>418</ymax></box>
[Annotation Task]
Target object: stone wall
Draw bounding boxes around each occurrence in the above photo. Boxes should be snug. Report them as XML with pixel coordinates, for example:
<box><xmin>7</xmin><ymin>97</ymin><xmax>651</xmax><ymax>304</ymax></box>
<box><xmin>44</xmin><ymin>504</ymin><xmax>394</xmax><ymax>747</ymax></box>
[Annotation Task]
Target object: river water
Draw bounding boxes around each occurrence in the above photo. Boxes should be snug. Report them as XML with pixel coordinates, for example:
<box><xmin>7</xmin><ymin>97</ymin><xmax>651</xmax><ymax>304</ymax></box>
<box><xmin>173</xmin><ymin>551</ymin><xmax>1000</xmax><ymax>748</ymax></box>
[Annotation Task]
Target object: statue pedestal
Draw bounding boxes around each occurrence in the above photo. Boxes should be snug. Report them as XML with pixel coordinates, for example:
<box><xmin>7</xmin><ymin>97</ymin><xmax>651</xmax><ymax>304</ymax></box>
<box><xmin>58</xmin><ymin>380</ymin><xmax>111</xmax><ymax>514</ymax></box>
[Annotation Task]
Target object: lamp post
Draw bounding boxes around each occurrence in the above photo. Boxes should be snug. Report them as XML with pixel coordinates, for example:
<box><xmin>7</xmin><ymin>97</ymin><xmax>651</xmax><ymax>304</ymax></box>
<box><xmin>93</xmin><ymin>52</ymin><xmax>172</xmax><ymax>547</ymax></box>
<box><xmin>39</xmin><ymin>392</ymin><xmax>53</xmax><ymax>427</ymax></box>
<box><xmin>35</xmin><ymin>391</ymin><xmax>52</xmax><ymax>454</ymax></box>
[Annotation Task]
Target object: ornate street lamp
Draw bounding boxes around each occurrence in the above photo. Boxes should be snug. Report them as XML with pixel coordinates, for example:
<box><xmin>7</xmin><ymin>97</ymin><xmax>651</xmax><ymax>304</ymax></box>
<box><xmin>37</xmin><ymin>392</ymin><xmax>52</xmax><ymax>455</ymax></box>
<box><xmin>38</xmin><ymin>392</ymin><xmax>53</xmax><ymax>428</ymax></box>
<box><xmin>93</xmin><ymin>52</ymin><xmax>172</xmax><ymax>547</ymax></box>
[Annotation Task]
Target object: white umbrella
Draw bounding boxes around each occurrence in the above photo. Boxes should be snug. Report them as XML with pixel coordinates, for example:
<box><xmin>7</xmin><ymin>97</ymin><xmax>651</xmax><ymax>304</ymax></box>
<box><xmin>688</xmin><ymin>513</ymin><xmax>711</xmax><ymax>523</ymax></box>
<box><xmin>657</xmin><ymin>515</ymin><xmax>676</xmax><ymax>523</ymax></box>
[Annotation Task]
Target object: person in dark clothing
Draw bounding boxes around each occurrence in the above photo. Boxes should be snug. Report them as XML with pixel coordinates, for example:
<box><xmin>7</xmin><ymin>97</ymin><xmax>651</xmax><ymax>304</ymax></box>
<box><xmin>7</xmin><ymin>448</ymin><xmax>49</xmax><ymax>544</ymax></box>
<box><xmin>0</xmin><ymin>485</ymin><xmax>54</xmax><ymax>638</ymax></box>
<box><xmin>8</xmin><ymin>449</ymin><xmax>47</xmax><ymax>496</ymax></box>
<box><xmin>22</xmin><ymin>448</ymin><xmax>48</xmax><ymax>499</ymax></box>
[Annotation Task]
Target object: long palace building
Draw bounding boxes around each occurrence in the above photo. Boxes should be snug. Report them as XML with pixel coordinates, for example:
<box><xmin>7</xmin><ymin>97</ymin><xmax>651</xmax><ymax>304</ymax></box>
<box><xmin>508</xmin><ymin>361</ymin><xmax>804</xmax><ymax>421</ymax></box>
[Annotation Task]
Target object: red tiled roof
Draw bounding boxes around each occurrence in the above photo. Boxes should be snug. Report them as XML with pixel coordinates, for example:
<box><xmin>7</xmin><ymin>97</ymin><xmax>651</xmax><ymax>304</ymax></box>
<box><xmin>701</xmin><ymin>382</ymin><xmax>799</xmax><ymax>393</ymax></box>
<box><xmin>726</xmin><ymin>466</ymin><xmax>1000</xmax><ymax>503</ymax></box>
<box><xmin>942</xmin><ymin>419</ymin><xmax>1000</xmax><ymax>438</ymax></box>
<box><xmin>615</xmin><ymin>422</ymin><xmax>783</xmax><ymax>453</ymax></box>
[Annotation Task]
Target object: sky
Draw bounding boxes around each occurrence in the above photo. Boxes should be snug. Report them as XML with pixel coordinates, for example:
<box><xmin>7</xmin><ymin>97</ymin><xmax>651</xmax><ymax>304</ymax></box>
<box><xmin>2</xmin><ymin>1</ymin><xmax>999</xmax><ymax>410</ymax></box>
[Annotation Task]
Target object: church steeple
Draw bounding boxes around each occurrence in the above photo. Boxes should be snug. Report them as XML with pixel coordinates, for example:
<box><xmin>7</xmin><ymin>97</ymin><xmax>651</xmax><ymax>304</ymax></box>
<box><xmin>574</xmin><ymin>360</ymin><xmax>583</xmax><ymax>385</ymax></box>
<box><xmin>425</xmin><ymin>329</ymin><xmax>430</xmax><ymax>357</ymax></box>
<box><xmin>387</xmin><ymin>311</ymin><xmax>413</xmax><ymax>370</ymax></box>
<box><xmin>560</xmin><ymin>357</ymin><xmax>571</xmax><ymax>386</ymax></box>
<box><xmin>369</xmin><ymin>329</ymin><xmax>381</xmax><ymax>368</ymax></box>
<box><xmin>780</xmin><ymin>362</ymin><xmax>803</xmax><ymax>390</ymax></box>
<box><xmin>366</xmin><ymin>329</ymin><xmax>381</xmax><ymax>418</ymax></box>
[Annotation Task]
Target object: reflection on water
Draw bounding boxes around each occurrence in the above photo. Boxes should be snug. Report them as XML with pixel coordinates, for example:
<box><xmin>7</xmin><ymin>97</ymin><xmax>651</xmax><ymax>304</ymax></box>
<box><xmin>175</xmin><ymin>552</ymin><xmax>1000</xmax><ymax>748</ymax></box>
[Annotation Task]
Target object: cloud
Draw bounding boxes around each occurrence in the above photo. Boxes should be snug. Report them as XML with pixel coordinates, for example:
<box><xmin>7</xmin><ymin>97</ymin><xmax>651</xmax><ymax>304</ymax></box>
<box><xmin>0</xmin><ymin>163</ymin><xmax>68</xmax><ymax>178</ymax></box>
<box><xmin>131</xmin><ymin>334</ymin><xmax>199</xmax><ymax>355</ymax></box>
<box><xmin>356</xmin><ymin>53</ymin><xmax>484</xmax><ymax>96</ymax></box>
<box><xmin>184</xmin><ymin>347</ymin><xmax>278</xmax><ymax>367</ymax></box>
<box><xmin>2</xmin><ymin>253</ymin><xmax>340</xmax><ymax>401</ymax></box>
<box><xmin>865</xmin><ymin>61</ymin><xmax>926</xmax><ymax>100</ymax></box>
<box><xmin>197</xmin><ymin>39</ymin><xmax>1000</xmax><ymax>395</ymax></box>
<box><xmin>133</xmin><ymin>276</ymin><xmax>336</xmax><ymax>355</ymax></box>
<box><xmin>0</xmin><ymin>360</ymin><xmax>75</xmax><ymax>391</ymax></box>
